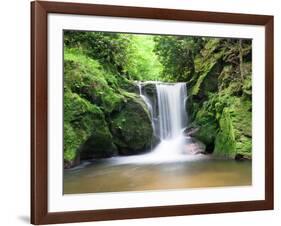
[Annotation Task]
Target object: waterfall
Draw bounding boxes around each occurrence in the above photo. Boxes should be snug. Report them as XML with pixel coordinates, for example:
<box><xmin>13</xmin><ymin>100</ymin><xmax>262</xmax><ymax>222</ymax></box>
<box><xmin>111</xmin><ymin>82</ymin><xmax>204</xmax><ymax>164</ymax></box>
<box><xmin>138</xmin><ymin>82</ymin><xmax>187</xmax><ymax>141</ymax></box>
<box><xmin>136</xmin><ymin>82</ymin><xmax>188</xmax><ymax>159</ymax></box>
<box><xmin>156</xmin><ymin>83</ymin><xmax>187</xmax><ymax>140</ymax></box>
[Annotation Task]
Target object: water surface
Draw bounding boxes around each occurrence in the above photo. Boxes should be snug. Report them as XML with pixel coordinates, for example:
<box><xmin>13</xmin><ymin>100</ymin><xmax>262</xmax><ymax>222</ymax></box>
<box><xmin>64</xmin><ymin>156</ymin><xmax>252</xmax><ymax>194</ymax></box>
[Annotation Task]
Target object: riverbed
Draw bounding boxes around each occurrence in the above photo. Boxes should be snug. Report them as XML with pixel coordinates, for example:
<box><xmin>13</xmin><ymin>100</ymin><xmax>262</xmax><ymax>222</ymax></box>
<box><xmin>64</xmin><ymin>155</ymin><xmax>251</xmax><ymax>194</ymax></box>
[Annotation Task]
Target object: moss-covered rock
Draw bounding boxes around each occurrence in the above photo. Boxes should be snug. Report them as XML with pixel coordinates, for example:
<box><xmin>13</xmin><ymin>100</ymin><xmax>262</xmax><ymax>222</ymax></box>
<box><xmin>188</xmin><ymin>39</ymin><xmax>224</xmax><ymax>99</ymax></box>
<box><xmin>79</xmin><ymin>103</ymin><xmax>118</xmax><ymax>159</ymax></box>
<box><xmin>214</xmin><ymin>108</ymin><xmax>236</xmax><ymax>158</ymax></box>
<box><xmin>190</xmin><ymin>91</ymin><xmax>252</xmax><ymax>159</ymax></box>
<box><xmin>110</xmin><ymin>93</ymin><xmax>154</xmax><ymax>155</ymax></box>
<box><xmin>80</xmin><ymin>123</ymin><xmax>118</xmax><ymax>159</ymax></box>
<box><xmin>190</xmin><ymin>61</ymin><xmax>222</xmax><ymax>99</ymax></box>
<box><xmin>191</xmin><ymin>109</ymin><xmax>218</xmax><ymax>152</ymax></box>
<box><xmin>64</xmin><ymin>89</ymin><xmax>118</xmax><ymax>167</ymax></box>
<box><xmin>213</xmin><ymin>97</ymin><xmax>252</xmax><ymax>158</ymax></box>
<box><xmin>64</xmin><ymin>122</ymin><xmax>81</xmax><ymax>168</ymax></box>
<box><xmin>229</xmin><ymin>98</ymin><xmax>252</xmax><ymax>158</ymax></box>
<box><xmin>187</xmin><ymin>38</ymin><xmax>252</xmax><ymax>159</ymax></box>
<box><xmin>64</xmin><ymin>90</ymin><xmax>99</xmax><ymax>166</ymax></box>
<box><xmin>119</xmin><ymin>78</ymin><xmax>139</xmax><ymax>93</ymax></box>
<box><xmin>64</xmin><ymin>48</ymin><xmax>124</xmax><ymax>114</ymax></box>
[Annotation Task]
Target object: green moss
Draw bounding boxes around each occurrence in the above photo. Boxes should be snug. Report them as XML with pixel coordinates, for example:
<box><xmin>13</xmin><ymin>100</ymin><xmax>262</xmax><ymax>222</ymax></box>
<box><xmin>190</xmin><ymin>39</ymin><xmax>224</xmax><ymax>98</ymax></box>
<box><xmin>110</xmin><ymin>94</ymin><xmax>153</xmax><ymax>155</ymax></box>
<box><xmin>192</xmin><ymin>109</ymin><xmax>218</xmax><ymax>149</ymax></box>
<box><xmin>64</xmin><ymin>48</ymin><xmax>124</xmax><ymax>113</ymax></box>
<box><xmin>191</xmin><ymin>91</ymin><xmax>252</xmax><ymax>159</ymax></box>
<box><xmin>64</xmin><ymin>89</ymin><xmax>118</xmax><ymax>165</ymax></box>
<box><xmin>201</xmin><ymin>38</ymin><xmax>221</xmax><ymax>58</ymax></box>
<box><xmin>230</xmin><ymin>98</ymin><xmax>252</xmax><ymax>157</ymax></box>
<box><xmin>64</xmin><ymin>122</ymin><xmax>80</xmax><ymax>162</ymax></box>
<box><xmin>212</xmin><ymin>96</ymin><xmax>252</xmax><ymax>158</ymax></box>
<box><xmin>64</xmin><ymin>90</ymin><xmax>98</xmax><ymax>164</ymax></box>
<box><xmin>235</xmin><ymin>136</ymin><xmax>251</xmax><ymax>158</ymax></box>
<box><xmin>118</xmin><ymin>78</ymin><xmax>138</xmax><ymax>93</ymax></box>
<box><xmin>242</xmin><ymin>63</ymin><xmax>252</xmax><ymax>97</ymax></box>
<box><xmin>80</xmin><ymin>121</ymin><xmax>118</xmax><ymax>159</ymax></box>
<box><xmin>214</xmin><ymin>108</ymin><xmax>236</xmax><ymax>158</ymax></box>
<box><xmin>62</xmin><ymin>34</ymin><xmax>253</xmax><ymax>164</ymax></box>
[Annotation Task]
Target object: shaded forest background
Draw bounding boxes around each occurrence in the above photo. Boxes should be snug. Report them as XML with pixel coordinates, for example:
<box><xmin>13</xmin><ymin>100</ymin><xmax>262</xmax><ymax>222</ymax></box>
<box><xmin>63</xmin><ymin>31</ymin><xmax>252</xmax><ymax>168</ymax></box>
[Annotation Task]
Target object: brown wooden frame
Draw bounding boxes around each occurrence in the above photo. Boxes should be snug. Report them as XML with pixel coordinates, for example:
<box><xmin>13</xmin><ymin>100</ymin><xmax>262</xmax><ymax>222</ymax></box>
<box><xmin>31</xmin><ymin>1</ymin><xmax>274</xmax><ymax>224</ymax></box>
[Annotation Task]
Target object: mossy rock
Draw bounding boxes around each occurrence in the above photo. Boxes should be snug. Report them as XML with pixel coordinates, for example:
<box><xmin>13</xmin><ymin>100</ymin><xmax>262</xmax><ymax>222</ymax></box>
<box><xmin>118</xmin><ymin>78</ymin><xmax>139</xmax><ymax>93</ymax></box>
<box><xmin>142</xmin><ymin>83</ymin><xmax>158</xmax><ymax>117</ymax></box>
<box><xmin>191</xmin><ymin>109</ymin><xmax>218</xmax><ymax>152</ymax></box>
<box><xmin>142</xmin><ymin>83</ymin><xmax>157</xmax><ymax>98</ymax></box>
<box><xmin>214</xmin><ymin>108</ymin><xmax>236</xmax><ymax>158</ymax></box>
<box><xmin>230</xmin><ymin>98</ymin><xmax>252</xmax><ymax>158</ymax></box>
<box><xmin>64</xmin><ymin>90</ymin><xmax>101</xmax><ymax>166</ymax></box>
<box><xmin>64</xmin><ymin>89</ymin><xmax>118</xmax><ymax>166</ymax></box>
<box><xmin>78</xmin><ymin>100</ymin><xmax>118</xmax><ymax>159</ymax></box>
<box><xmin>186</xmin><ymin>96</ymin><xmax>197</xmax><ymax>122</ymax></box>
<box><xmin>64</xmin><ymin>122</ymin><xmax>82</xmax><ymax>168</ymax></box>
<box><xmin>110</xmin><ymin>93</ymin><xmax>154</xmax><ymax>155</ymax></box>
<box><xmin>190</xmin><ymin>92</ymin><xmax>252</xmax><ymax>159</ymax></box>
<box><xmin>188</xmin><ymin>38</ymin><xmax>224</xmax><ymax>98</ymax></box>
<box><xmin>80</xmin><ymin>127</ymin><xmax>118</xmax><ymax>159</ymax></box>
<box><xmin>242</xmin><ymin>62</ymin><xmax>252</xmax><ymax>97</ymax></box>
<box><xmin>64</xmin><ymin>48</ymin><xmax>124</xmax><ymax>114</ymax></box>
<box><xmin>214</xmin><ymin>97</ymin><xmax>252</xmax><ymax>158</ymax></box>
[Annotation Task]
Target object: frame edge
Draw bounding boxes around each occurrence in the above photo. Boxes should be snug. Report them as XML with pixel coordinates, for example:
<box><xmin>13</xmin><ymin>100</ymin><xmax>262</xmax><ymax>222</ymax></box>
<box><xmin>31</xmin><ymin>1</ymin><xmax>274</xmax><ymax>224</ymax></box>
<box><xmin>264</xmin><ymin>16</ymin><xmax>274</xmax><ymax>210</ymax></box>
<box><xmin>31</xmin><ymin>1</ymin><xmax>49</xmax><ymax>225</ymax></box>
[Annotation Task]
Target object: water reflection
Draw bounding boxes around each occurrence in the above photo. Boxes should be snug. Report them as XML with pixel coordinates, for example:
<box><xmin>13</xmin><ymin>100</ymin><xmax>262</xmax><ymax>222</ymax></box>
<box><xmin>64</xmin><ymin>157</ymin><xmax>252</xmax><ymax>194</ymax></box>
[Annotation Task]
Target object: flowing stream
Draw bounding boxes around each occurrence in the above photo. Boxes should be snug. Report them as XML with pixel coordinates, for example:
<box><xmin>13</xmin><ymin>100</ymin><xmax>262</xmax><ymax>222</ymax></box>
<box><xmin>64</xmin><ymin>82</ymin><xmax>252</xmax><ymax>194</ymax></box>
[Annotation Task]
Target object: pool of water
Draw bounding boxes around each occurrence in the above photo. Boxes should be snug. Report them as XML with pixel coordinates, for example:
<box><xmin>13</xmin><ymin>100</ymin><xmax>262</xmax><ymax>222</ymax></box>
<box><xmin>64</xmin><ymin>155</ymin><xmax>252</xmax><ymax>194</ymax></box>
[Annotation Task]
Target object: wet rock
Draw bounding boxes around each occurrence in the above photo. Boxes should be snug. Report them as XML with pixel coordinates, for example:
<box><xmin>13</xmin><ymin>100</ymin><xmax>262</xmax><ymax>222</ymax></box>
<box><xmin>183</xmin><ymin>127</ymin><xmax>200</xmax><ymax>137</ymax></box>
<box><xmin>235</xmin><ymin>153</ymin><xmax>251</xmax><ymax>161</ymax></box>
<box><xmin>110</xmin><ymin>94</ymin><xmax>154</xmax><ymax>155</ymax></box>
<box><xmin>184</xmin><ymin>137</ymin><xmax>206</xmax><ymax>155</ymax></box>
<box><xmin>64</xmin><ymin>154</ymin><xmax>80</xmax><ymax>169</ymax></box>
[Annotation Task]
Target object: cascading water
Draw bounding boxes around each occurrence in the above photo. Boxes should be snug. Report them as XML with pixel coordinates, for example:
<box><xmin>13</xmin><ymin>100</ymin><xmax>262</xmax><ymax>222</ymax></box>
<box><xmin>113</xmin><ymin>81</ymin><xmax>191</xmax><ymax>164</ymax></box>
<box><xmin>156</xmin><ymin>83</ymin><xmax>187</xmax><ymax>140</ymax></box>
<box><xmin>148</xmin><ymin>82</ymin><xmax>188</xmax><ymax>160</ymax></box>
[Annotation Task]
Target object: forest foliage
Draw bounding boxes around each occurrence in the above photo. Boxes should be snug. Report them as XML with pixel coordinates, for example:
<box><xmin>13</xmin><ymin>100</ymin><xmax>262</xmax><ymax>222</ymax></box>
<box><xmin>63</xmin><ymin>30</ymin><xmax>252</xmax><ymax>168</ymax></box>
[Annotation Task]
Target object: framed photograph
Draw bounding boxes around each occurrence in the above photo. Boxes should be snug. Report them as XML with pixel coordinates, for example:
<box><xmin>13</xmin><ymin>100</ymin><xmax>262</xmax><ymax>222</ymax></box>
<box><xmin>31</xmin><ymin>1</ymin><xmax>274</xmax><ymax>225</ymax></box>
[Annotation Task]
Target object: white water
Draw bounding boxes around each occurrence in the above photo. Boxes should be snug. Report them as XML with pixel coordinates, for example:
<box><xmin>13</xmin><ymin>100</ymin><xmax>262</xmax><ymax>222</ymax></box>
<box><xmin>110</xmin><ymin>82</ymin><xmax>194</xmax><ymax>164</ymax></box>
<box><xmin>156</xmin><ymin>83</ymin><xmax>187</xmax><ymax>140</ymax></box>
<box><xmin>147</xmin><ymin>83</ymin><xmax>189</xmax><ymax>161</ymax></box>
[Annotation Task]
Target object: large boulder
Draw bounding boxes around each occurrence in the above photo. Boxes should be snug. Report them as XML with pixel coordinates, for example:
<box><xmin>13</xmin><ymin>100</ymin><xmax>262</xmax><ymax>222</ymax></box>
<box><xmin>110</xmin><ymin>94</ymin><xmax>154</xmax><ymax>155</ymax></box>
<box><xmin>79</xmin><ymin>103</ymin><xmax>118</xmax><ymax>159</ymax></box>
<box><xmin>64</xmin><ymin>89</ymin><xmax>118</xmax><ymax>167</ymax></box>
